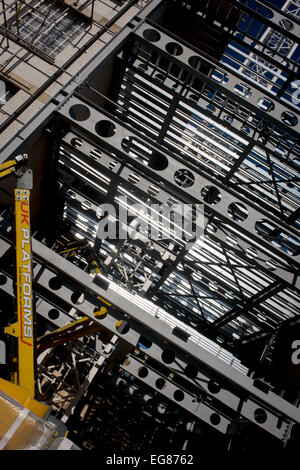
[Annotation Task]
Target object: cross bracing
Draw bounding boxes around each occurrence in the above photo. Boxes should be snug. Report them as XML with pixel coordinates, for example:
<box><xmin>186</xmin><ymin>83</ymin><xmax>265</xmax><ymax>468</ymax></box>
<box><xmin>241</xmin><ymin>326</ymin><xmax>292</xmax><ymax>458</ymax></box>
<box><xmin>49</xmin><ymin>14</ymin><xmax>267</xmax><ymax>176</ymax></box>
<box><xmin>0</xmin><ymin>0</ymin><xmax>299</xmax><ymax>449</ymax></box>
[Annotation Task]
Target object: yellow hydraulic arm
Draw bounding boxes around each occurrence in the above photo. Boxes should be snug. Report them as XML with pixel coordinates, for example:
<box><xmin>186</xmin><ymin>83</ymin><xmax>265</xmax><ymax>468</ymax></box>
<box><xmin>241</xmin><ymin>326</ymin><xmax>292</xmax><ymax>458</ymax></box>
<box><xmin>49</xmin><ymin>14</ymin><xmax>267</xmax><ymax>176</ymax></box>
<box><xmin>0</xmin><ymin>156</ymin><xmax>82</xmax><ymax>450</ymax></box>
<box><xmin>0</xmin><ymin>154</ymin><xmax>36</xmax><ymax>398</ymax></box>
<box><xmin>1</xmin><ymin>160</ymin><xmax>111</xmax><ymax>402</ymax></box>
<box><xmin>36</xmin><ymin>304</ymin><xmax>113</xmax><ymax>354</ymax></box>
<box><xmin>0</xmin><ymin>155</ymin><xmax>28</xmax><ymax>180</ymax></box>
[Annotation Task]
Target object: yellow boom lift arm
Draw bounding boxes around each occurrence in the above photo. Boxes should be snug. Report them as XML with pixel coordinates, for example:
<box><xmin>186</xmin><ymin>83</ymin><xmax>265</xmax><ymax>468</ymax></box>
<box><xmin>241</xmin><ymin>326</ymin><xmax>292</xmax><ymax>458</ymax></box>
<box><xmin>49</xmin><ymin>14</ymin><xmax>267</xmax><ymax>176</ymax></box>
<box><xmin>1</xmin><ymin>155</ymin><xmax>36</xmax><ymax>398</ymax></box>
<box><xmin>0</xmin><ymin>156</ymin><xmax>90</xmax><ymax>449</ymax></box>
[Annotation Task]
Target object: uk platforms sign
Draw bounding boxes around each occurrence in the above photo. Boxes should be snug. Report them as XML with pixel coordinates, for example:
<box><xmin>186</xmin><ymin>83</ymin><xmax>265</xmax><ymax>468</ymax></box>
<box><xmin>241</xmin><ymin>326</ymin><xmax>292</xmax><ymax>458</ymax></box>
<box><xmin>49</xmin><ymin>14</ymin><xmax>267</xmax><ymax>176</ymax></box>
<box><xmin>15</xmin><ymin>188</ymin><xmax>35</xmax><ymax>394</ymax></box>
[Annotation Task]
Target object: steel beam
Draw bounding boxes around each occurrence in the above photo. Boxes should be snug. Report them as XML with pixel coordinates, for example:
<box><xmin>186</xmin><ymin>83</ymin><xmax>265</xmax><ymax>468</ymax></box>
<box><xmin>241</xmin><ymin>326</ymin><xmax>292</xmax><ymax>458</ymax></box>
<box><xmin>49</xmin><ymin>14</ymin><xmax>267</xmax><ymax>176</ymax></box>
<box><xmin>212</xmin><ymin>280</ymin><xmax>284</xmax><ymax>329</ymax></box>
<box><xmin>120</xmin><ymin>354</ymin><xmax>232</xmax><ymax>435</ymax></box>
<box><xmin>2</xmin><ymin>235</ymin><xmax>299</xmax><ymax>426</ymax></box>
<box><xmin>0</xmin><ymin>231</ymin><xmax>298</xmax><ymax>439</ymax></box>
<box><xmin>55</xmin><ymin>96</ymin><xmax>300</xmax><ymax>288</ymax></box>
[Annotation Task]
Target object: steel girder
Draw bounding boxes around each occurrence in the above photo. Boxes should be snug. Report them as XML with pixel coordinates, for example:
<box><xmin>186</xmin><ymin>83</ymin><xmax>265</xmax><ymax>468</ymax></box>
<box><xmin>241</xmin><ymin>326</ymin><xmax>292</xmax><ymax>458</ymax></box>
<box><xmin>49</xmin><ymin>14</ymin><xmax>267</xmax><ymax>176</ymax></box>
<box><xmin>0</xmin><ymin>233</ymin><xmax>298</xmax><ymax>441</ymax></box>
<box><xmin>53</xmin><ymin>94</ymin><xmax>300</xmax><ymax>344</ymax></box>
<box><xmin>55</xmin><ymin>118</ymin><xmax>299</xmax><ymax>341</ymax></box>
<box><xmin>0</xmin><ymin>0</ymin><xmax>299</xmax><ymax>443</ymax></box>
<box><xmin>45</xmin><ymin>2</ymin><xmax>299</xmax><ymax>354</ymax></box>
<box><xmin>56</xmin><ymin>95</ymin><xmax>300</xmax><ymax>280</ymax></box>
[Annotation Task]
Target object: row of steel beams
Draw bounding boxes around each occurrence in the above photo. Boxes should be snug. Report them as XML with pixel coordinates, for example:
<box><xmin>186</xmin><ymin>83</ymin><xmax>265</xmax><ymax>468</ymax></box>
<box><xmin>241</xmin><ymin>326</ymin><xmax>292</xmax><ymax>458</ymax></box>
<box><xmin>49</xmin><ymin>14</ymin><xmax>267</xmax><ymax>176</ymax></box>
<box><xmin>0</xmin><ymin>233</ymin><xmax>298</xmax><ymax>440</ymax></box>
<box><xmin>0</xmin><ymin>0</ymin><xmax>299</xmax><ymax>441</ymax></box>
<box><xmin>57</xmin><ymin>96</ymin><xmax>299</xmax><ymax>272</ymax></box>
<box><xmin>53</xmin><ymin>93</ymin><xmax>299</xmax><ymax>347</ymax></box>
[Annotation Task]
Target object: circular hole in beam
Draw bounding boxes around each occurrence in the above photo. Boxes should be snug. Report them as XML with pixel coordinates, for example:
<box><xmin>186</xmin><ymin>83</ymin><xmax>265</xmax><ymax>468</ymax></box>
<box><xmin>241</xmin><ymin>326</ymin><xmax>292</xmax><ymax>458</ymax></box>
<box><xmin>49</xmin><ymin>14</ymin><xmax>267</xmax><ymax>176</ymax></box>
<box><xmin>95</xmin><ymin>120</ymin><xmax>116</xmax><ymax>137</ymax></box>
<box><xmin>116</xmin><ymin>320</ymin><xmax>130</xmax><ymax>335</ymax></box>
<box><xmin>281</xmin><ymin>111</ymin><xmax>298</xmax><ymax>127</ymax></box>
<box><xmin>207</xmin><ymin>380</ymin><xmax>221</xmax><ymax>394</ymax></box>
<box><xmin>206</xmin><ymin>103</ymin><xmax>216</xmax><ymax>113</ymax></box>
<box><xmin>71</xmin><ymin>290</ymin><xmax>85</xmax><ymax>304</ymax></box>
<box><xmin>0</xmin><ymin>274</ymin><xmax>7</xmax><ymax>285</ymax></box>
<box><xmin>143</xmin><ymin>28</ymin><xmax>161</xmax><ymax>42</ymax></box>
<box><xmin>188</xmin><ymin>56</ymin><xmax>202</xmax><ymax>70</ymax></box>
<box><xmin>184</xmin><ymin>364</ymin><xmax>198</xmax><ymax>379</ymax></box>
<box><xmin>138</xmin><ymin>336</ymin><xmax>152</xmax><ymax>350</ymax></box>
<box><xmin>254</xmin><ymin>408</ymin><xmax>267</xmax><ymax>424</ymax></box>
<box><xmin>71</xmin><ymin>137</ymin><xmax>82</xmax><ymax>148</ymax></box>
<box><xmin>67</xmin><ymin>190</ymin><xmax>76</xmax><ymax>199</ymax></box>
<box><xmin>49</xmin><ymin>276</ymin><xmax>62</xmax><ymax>291</ymax></box>
<box><xmin>93</xmin><ymin>306</ymin><xmax>107</xmax><ymax>319</ymax></box>
<box><xmin>148</xmin><ymin>150</ymin><xmax>168</xmax><ymax>171</ymax></box>
<box><xmin>173</xmin><ymin>389</ymin><xmax>184</xmax><ymax>402</ymax></box>
<box><xmin>210</xmin><ymin>413</ymin><xmax>221</xmax><ymax>425</ymax></box>
<box><xmin>48</xmin><ymin>309</ymin><xmax>60</xmax><ymax>320</ymax></box>
<box><xmin>138</xmin><ymin>366</ymin><xmax>149</xmax><ymax>378</ymax></box>
<box><xmin>257</xmin><ymin>97</ymin><xmax>274</xmax><ymax>112</ymax></box>
<box><xmin>246</xmin><ymin>246</ymin><xmax>257</xmax><ymax>258</ymax></box>
<box><xmin>206</xmin><ymin>223</ymin><xmax>218</xmax><ymax>234</ymax></box>
<box><xmin>201</xmin><ymin>185</ymin><xmax>221</xmax><ymax>204</ymax></box>
<box><xmin>255</xmin><ymin>219</ymin><xmax>278</xmax><ymax>237</ymax></box>
<box><xmin>90</xmin><ymin>148</ymin><xmax>102</xmax><ymax>160</ymax></box>
<box><xmin>174</xmin><ymin>169</ymin><xmax>195</xmax><ymax>188</ymax></box>
<box><xmin>147</xmin><ymin>185</ymin><xmax>159</xmax><ymax>197</ymax></box>
<box><xmin>128</xmin><ymin>173</ymin><xmax>140</xmax><ymax>184</ymax></box>
<box><xmin>226</xmin><ymin>234</ymin><xmax>238</xmax><ymax>247</ymax></box>
<box><xmin>265</xmin><ymin>259</ymin><xmax>278</xmax><ymax>271</ymax></box>
<box><xmin>69</xmin><ymin>104</ymin><xmax>90</xmax><ymax>121</ymax></box>
<box><xmin>161</xmin><ymin>349</ymin><xmax>175</xmax><ymax>364</ymax></box>
<box><xmin>117</xmin><ymin>379</ymin><xmax>127</xmax><ymax>389</ymax></box>
<box><xmin>155</xmin><ymin>378</ymin><xmax>166</xmax><ymax>390</ymax></box>
<box><xmin>121</xmin><ymin>137</ymin><xmax>168</xmax><ymax>171</ymax></box>
<box><xmin>166</xmin><ymin>42</ymin><xmax>183</xmax><ymax>56</ymax></box>
<box><xmin>228</xmin><ymin>202</ymin><xmax>248</xmax><ymax>222</ymax></box>
<box><xmin>81</xmin><ymin>200</ymin><xmax>92</xmax><ymax>211</ymax></box>
<box><xmin>109</xmin><ymin>160</ymin><xmax>118</xmax><ymax>171</ymax></box>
